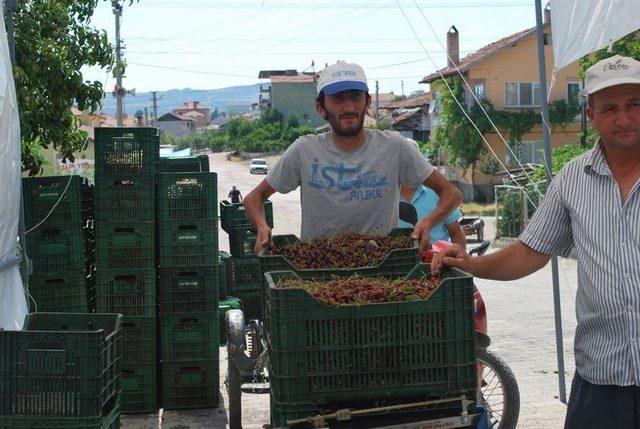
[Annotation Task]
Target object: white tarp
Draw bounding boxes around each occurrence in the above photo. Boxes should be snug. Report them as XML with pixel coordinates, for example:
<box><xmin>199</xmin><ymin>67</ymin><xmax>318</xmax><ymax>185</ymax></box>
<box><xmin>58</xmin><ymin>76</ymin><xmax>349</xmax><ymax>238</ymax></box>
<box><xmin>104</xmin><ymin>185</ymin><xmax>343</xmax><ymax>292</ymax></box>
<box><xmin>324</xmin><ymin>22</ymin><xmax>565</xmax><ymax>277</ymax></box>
<box><xmin>0</xmin><ymin>8</ymin><xmax>27</xmax><ymax>329</ymax></box>
<box><xmin>550</xmin><ymin>0</ymin><xmax>640</xmax><ymax>70</ymax></box>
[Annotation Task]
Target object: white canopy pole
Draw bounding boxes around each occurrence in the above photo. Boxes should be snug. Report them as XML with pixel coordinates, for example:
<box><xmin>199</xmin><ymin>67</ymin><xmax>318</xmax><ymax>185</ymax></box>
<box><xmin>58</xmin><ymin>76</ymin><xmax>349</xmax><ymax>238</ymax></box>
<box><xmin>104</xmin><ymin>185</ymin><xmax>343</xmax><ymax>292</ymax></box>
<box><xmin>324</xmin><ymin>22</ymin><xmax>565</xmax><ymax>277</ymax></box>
<box><xmin>535</xmin><ymin>0</ymin><xmax>567</xmax><ymax>404</ymax></box>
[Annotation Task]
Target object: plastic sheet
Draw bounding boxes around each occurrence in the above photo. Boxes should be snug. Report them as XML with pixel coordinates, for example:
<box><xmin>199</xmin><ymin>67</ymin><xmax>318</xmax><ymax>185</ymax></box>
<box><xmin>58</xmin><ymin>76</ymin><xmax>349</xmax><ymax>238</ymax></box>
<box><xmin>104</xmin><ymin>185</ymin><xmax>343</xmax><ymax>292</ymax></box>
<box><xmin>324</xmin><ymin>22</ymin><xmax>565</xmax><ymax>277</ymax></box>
<box><xmin>550</xmin><ymin>0</ymin><xmax>640</xmax><ymax>71</ymax></box>
<box><xmin>0</xmin><ymin>8</ymin><xmax>27</xmax><ymax>330</ymax></box>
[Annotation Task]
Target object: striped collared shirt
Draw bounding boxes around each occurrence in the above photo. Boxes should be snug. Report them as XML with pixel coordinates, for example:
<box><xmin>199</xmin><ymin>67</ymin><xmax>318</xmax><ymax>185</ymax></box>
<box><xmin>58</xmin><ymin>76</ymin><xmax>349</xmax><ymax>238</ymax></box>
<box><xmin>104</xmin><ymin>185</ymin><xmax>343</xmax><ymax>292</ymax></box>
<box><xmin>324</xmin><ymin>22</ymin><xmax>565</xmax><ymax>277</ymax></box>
<box><xmin>519</xmin><ymin>141</ymin><xmax>640</xmax><ymax>386</ymax></box>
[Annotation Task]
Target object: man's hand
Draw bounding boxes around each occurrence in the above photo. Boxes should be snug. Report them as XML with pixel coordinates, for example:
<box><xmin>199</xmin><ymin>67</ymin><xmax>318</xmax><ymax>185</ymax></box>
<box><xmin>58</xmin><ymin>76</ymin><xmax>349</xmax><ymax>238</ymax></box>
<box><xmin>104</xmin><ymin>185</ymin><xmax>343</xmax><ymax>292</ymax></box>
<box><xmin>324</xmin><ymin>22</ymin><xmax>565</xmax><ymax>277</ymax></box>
<box><xmin>412</xmin><ymin>217</ymin><xmax>434</xmax><ymax>252</ymax></box>
<box><xmin>254</xmin><ymin>225</ymin><xmax>273</xmax><ymax>255</ymax></box>
<box><xmin>430</xmin><ymin>243</ymin><xmax>472</xmax><ymax>275</ymax></box>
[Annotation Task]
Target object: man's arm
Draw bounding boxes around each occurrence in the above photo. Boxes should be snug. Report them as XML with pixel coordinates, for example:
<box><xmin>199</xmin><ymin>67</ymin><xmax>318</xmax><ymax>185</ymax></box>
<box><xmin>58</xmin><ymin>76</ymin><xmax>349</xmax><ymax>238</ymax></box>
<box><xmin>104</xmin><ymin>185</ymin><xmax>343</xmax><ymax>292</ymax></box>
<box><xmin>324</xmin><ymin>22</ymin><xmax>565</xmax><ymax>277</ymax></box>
<box><xmin>414</xmin><ymin>170</ymin><xmax>462</xmax><ymax>250</ymax></box>
<box><xmin>431</xmin><ymin>240</ymin><xmax>551</xmax><ymax>280</ymax></box>
<box><xmin>445</xmin><ymin>221</ymin><xmax>466</xmax><ymax>249</ymax></box>
<box><xmin>244</xmin><ymin>179</ymin><xmax>277</xmax><ymax>253</ymax></box>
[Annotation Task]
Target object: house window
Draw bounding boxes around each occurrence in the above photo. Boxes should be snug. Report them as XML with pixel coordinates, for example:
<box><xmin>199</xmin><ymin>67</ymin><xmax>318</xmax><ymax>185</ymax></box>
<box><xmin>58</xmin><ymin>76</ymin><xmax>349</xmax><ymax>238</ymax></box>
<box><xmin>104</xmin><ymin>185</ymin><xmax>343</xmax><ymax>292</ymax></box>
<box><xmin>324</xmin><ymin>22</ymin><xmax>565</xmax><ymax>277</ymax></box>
<box><xmin>567</xmin><ymin>82</ymin><xmax>581</xmax><ymax>106</ymax></box>
<box><xmin>505</xmin><ymin>82</ymin><xmax>541</xmax><ymax>107</ymax></box>
<box><xmin>303</xmin><ymin>113</ymin><xmax>309</xmax><ymax>121</ymax></box>
<box><xmin>465</xmin><ymin>80</ymin><xmax>486</xmax><ymax>108</ymax></box>
<box><xmin>506</xmin><ymin>140</ymin><xmax>545</xmax><ymax>165</ymax></box>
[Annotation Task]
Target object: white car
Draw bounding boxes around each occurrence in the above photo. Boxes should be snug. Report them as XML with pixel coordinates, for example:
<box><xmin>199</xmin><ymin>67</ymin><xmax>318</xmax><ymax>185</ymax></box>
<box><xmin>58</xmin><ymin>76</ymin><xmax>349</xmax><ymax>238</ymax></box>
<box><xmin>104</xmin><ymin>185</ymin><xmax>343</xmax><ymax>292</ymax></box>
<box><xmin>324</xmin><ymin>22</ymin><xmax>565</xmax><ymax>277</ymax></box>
<box><xmin>249</xmin><ymin>158</ymin><xmax>268</xmax><ymax>174</ymax></box>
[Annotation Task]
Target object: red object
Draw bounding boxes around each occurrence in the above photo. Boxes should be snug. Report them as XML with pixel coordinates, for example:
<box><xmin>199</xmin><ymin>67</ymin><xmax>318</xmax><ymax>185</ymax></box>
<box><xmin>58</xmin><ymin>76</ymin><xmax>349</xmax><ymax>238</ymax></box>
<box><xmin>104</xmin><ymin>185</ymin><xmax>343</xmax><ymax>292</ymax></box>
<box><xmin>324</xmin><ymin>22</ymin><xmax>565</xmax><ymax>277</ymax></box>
<box><xmin>422</xmin><ymin>241</ymin><xmax>487</xmax><ymax>335</ymax></box>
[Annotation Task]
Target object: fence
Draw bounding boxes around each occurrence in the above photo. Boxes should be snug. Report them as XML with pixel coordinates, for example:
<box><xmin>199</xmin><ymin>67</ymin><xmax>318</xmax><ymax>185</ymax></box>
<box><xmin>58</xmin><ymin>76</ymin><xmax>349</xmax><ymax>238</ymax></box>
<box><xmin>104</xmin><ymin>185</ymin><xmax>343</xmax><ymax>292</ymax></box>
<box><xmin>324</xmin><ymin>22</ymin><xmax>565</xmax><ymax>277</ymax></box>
<box><xmin>494</xmin><ymin>181</ymin><xmax>546</xmax><ymax>239</ymax></box>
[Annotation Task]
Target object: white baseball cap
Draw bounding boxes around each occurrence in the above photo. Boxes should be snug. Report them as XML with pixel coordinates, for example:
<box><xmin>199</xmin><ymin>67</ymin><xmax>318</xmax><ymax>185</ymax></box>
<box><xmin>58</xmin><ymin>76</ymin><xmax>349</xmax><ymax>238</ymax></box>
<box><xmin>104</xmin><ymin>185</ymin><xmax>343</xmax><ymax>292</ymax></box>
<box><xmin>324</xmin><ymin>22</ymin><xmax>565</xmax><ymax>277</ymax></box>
<box><xmin>585</xmin><ymin>55</ymin><xmax>640</xmax><ymax>95</ymax></box>
<box><xmin>317</xmin><ymin>61</ymin><xmax>369</xmax><ymax>95</ymax></box>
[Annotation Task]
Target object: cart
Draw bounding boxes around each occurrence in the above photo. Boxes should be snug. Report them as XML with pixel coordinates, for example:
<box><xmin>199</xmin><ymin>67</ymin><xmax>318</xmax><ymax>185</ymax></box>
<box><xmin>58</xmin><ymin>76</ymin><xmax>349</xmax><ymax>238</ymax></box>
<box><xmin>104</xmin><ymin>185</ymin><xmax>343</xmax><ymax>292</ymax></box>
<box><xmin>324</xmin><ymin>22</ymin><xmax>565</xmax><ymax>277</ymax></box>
<box><xmin>226</xmin><ymin>309</ymin><xmax>497</xmax><ymax>429</ymax></box>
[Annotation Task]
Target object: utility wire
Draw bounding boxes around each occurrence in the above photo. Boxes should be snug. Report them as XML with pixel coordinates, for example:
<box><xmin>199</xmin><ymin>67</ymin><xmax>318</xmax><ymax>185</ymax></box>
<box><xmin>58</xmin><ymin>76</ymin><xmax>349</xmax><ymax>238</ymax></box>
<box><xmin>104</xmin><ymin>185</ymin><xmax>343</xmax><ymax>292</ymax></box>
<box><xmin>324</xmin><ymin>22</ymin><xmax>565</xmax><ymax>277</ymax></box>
<box><xmin>394</xmin><ymin>0</ymin><xmax>540</xmax><ymax>209</ymax></box>
<box><xmin>411</xmin><ymin>0</ymin><xmax>548</xmax><ymax>199</ymax></box>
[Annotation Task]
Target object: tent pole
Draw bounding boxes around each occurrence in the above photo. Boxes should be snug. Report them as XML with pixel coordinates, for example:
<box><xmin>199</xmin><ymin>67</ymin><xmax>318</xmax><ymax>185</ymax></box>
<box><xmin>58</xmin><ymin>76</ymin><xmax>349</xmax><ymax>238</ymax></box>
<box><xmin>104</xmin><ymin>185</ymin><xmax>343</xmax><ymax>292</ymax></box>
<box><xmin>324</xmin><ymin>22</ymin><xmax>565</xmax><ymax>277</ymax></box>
<box><xmin>534</xmin><ymin>0</ymin><xmax>567</xmax><ymax>404</ymax></box>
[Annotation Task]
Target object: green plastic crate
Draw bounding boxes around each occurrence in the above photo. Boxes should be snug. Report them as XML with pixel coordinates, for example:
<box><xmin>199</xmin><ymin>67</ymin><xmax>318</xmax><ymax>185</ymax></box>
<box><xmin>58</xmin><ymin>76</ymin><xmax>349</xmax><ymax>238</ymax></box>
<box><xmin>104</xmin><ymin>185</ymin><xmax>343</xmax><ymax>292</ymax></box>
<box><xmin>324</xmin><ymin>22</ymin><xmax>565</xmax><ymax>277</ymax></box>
<box><xmin>218</xmin><ymin>297</ymin><xmax>243</xmax><ymax>344</ymax></box>
<box><xmin>28</xmin><ymin>272</ymin><xmax>91</xmax><ymax>313</ymax></box>
<box><xmin>94</xmin><ymin>128</ymin><xmax>159</xmax><ymax>178</ymax></box>
<box><xmin>0</xmin><ymin>397</ymin><xmax>121</xmax><ymax>429</ymax></box>
<box><xmin>158</xmin><ymin>267</ymin><xmax>218</xmax><ymax>314</ymax></box>
<box><xmin>161</xmin><ymin>360</ymin><xmax>219</xmax><ymax>410</ymax></box>
<box><xmin>156</xmin><ymin>172</ymin><xmax>217</xmax><ymax>222</ymax></box>
<box><xmin>95</xmin><ymin>223</ymin><xmax>155</xmax><ymax>270</ymax></box>
<box><xmin>160</xmin><ymin>312</ymin><xmax>218</xmax><ymax>362</ymax></box>
<box><xmin>94</xmin><ymin>176</ymin><xmax>155</xmax><ymax>223</ymax></box>
<box><xmin>232</xmin><ymin>288</ymin><xmax>262</xmax><ymax>320</ymax></box>
<box><xmin>264</xmin><ymin>264</ymin><xmax>476</xmax><ymax>410</ymax></box>
<box><xmin>219</xmin><ymin>200</ymin><xmax>273</xmax><ymax>233</ymax></box>
<box><xmin>95</xmin><ymin>269</ymin><xmax>157</xmax><ymax>317</ymax></box>
<box><xmin>159</xmin><ymin>155</ymin><xmax>210</xmax><ymax>173</ymax></box>
<box><xmin>121</xmin><ymin>365</ymin><xmax>157</xmax><ymax>414</ymax></box>
<box><xmin>27</xmin><ymin>226</ymin><xmax>90</xmax><ymax>273</ymax></box>
<box><xmin>218</xmin><ymin>251</ymin><xmax>232</xmax><ymax>299</ymax></box>
<box><xmin>120</xmin><ymin>316</ymin><xmax>157</xmax><ymax>366</ymax></box>
<box><xmin>231</xmin><ymin>256</ymin><xmax>262</xmax><ymax>287</ymax></box>
<box><xmin>259</xmin><ymin>228</ymin><xmax>419</xmax><ymax>287</ymax></box>
<box><xmin>228</xmin><ymin>225</ymin><xmax>258</xmax><ymax>258</ymax></box>
<box><xmin>0</xmin><ymin>313</ymin><xmax>122</xmax><ymax>418</ymax></box>
<box><xmin>157</xmin><ymin>221</ymin><xmax>218</xmax><ymax>268</ymax></box>
<box><xmin>23</xmin><ymin>175</ymin><xmax>92</xmax><ymax>229</ymax></box>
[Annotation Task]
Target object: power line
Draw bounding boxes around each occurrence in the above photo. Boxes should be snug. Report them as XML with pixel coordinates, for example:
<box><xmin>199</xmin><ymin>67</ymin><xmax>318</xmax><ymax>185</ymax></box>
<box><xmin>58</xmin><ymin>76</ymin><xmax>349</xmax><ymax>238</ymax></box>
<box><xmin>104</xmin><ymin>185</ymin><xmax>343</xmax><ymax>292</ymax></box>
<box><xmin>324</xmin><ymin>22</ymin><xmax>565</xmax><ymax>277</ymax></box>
<box><xmin>127</xmin><ymin>62</ymin><xmax>258</xmax><ymax>78</ymax></box>
<box><xmin>104</xmin><ymin>1</ymin><xmax>533</xmax><ymax>9</ymax></box>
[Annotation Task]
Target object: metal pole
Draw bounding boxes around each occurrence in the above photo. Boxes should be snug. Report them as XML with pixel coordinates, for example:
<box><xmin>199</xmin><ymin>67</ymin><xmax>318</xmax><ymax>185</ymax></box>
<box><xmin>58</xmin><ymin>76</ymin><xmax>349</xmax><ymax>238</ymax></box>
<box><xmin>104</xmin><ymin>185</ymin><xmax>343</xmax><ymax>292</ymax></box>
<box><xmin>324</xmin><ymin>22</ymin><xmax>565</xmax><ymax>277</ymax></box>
<box><xmin>534</xmin><ymin>0</ymin><xmax>567</xmax><ymax>404</ymax></box>
<box><xmin>375</xmin><ymin>80</ymin><xmax>379</xmax><ymax>120</ymax></box>
<box><xmin>151</xmin><ymin>91</ymin><xmax>158</xmax><ymax>127</ymax></box>
<box><xmin>113</xmin><ymin>2</ymin><xmax>124</xmax><ymax>126</ymax></box>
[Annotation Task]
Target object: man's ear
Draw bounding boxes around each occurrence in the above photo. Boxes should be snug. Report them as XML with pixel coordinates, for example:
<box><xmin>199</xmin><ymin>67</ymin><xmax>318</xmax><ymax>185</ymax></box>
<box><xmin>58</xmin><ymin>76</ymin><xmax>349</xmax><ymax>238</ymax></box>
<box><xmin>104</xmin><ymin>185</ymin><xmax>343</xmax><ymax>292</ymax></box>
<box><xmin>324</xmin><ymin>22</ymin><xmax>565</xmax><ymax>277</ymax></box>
<box><xmin>586</xmin><ymin>105</ymin><xmax>594</xmax><ymax>121</ymax></box>
<box><xmin>316</xmin><ymin>102</ymin><xmax>327</xmax><ymax>120</ymax></box>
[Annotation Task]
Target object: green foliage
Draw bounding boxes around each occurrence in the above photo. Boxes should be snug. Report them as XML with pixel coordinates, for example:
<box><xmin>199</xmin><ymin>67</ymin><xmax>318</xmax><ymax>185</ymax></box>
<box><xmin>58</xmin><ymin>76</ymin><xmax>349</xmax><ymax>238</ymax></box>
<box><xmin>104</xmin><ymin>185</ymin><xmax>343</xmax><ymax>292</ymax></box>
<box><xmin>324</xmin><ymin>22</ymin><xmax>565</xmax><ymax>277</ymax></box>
<box><xmin>579</xmin><ymin>32</ymin><xmax>640</xmax><ymax>76</ymax></box>
<box><xmin>434</xmin><ymin>78</ymin><xmax>580</xmax><ymax>177</ymax></box>
<box><xmin>286</xmin><ymin>114</ymin><xmax>300</xmax><ymax>129</ymax></box>
<box><xmin>163</xmin><ymin>108</ymin><xmax>317</xmax><ymax>154</ymax></box>
<box><xmin>259</xmin><ymin>108</ymin><xmax>284</xmax><ymax>125</ymax></box>
<box><xmin>13</xmin><ymin>0</ymin><xmax>135</xmax><ymax>175</ymax></box>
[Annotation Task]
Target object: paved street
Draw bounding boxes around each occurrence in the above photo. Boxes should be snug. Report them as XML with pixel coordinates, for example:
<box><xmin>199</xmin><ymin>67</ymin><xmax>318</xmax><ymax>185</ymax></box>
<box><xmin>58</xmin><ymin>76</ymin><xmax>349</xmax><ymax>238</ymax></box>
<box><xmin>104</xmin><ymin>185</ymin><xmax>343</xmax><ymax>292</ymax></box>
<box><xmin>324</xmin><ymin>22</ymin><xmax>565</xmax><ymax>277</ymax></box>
<box><xmin>124</xmin><ymin>151</ymin><xmax>579</xmax><ymax>428</ymax></box>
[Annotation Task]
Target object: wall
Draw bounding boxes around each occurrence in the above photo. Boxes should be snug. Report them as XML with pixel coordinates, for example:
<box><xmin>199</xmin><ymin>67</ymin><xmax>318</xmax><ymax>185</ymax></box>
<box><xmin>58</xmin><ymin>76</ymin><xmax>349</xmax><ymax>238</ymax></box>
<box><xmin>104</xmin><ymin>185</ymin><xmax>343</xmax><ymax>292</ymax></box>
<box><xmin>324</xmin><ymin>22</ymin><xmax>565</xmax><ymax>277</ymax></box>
<box><xmin>270</xmin><ymin>82</ymin><xmax>324</xmax><ymax>127</ymax></box>
<box><xmin>158</xmin><ymin>120</ymin><xmax>194</xmax><ymax>138</ymax></box>
<box><xmin>431</xmin><ymin>31</ymin><xmax>583</xmax><ymax>194</ymax></box>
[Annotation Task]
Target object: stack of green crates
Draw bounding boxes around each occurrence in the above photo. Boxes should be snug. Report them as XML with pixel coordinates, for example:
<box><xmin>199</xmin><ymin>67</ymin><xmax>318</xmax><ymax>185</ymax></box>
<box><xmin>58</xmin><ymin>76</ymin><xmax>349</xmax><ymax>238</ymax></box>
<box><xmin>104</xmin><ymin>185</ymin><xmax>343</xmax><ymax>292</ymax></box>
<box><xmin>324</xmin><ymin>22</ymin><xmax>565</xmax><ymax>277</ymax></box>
<box><xmin>219</xmin><ymin>200</ymin><xmax>273</xmax><ymax>318</ymax></box>
<box><xmin>94</xmin><ymin>127</ymin><xmax>159</xmax><ymax>414</ymax></box>
<box><xmin>157</xmin><ymin>172</ymin><xmax>220</xmax><ymax>410</ymax></box>
<box><xmin>0</xmin><ymin>313</ymin><xmax>122</xmax><ymax>428</ymax></box>
<box><xmin>23</xmin><ymin>176</ymin><xmax>95</xmax><ymax>313</ymax></box>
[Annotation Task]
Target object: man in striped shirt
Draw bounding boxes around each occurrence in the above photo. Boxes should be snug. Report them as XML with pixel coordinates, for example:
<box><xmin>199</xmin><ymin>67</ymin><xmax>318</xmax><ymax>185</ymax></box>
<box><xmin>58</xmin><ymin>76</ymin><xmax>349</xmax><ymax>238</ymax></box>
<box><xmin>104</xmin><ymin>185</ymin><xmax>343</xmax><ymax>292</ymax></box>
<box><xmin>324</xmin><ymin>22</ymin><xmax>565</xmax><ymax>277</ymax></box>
<box><xmin>432</xmin><ymin>55</ymin><xmax>640</xmax><ymax>429</ymax></box>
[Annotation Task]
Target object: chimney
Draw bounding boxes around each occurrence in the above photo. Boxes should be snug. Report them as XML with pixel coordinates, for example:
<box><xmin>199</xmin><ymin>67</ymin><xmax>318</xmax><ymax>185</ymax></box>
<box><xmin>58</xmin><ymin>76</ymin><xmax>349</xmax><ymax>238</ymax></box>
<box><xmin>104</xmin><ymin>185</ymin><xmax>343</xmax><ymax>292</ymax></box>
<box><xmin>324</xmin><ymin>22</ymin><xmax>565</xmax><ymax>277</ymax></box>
<box><xmin>543</xmin><ymin>4</ymin><xmax>551</xmax><ymax>24</ymax></box>
<box><xmin>447</xmin><ymin>25</ymin><xmax>459</xmax><ymax>68</ymax></box>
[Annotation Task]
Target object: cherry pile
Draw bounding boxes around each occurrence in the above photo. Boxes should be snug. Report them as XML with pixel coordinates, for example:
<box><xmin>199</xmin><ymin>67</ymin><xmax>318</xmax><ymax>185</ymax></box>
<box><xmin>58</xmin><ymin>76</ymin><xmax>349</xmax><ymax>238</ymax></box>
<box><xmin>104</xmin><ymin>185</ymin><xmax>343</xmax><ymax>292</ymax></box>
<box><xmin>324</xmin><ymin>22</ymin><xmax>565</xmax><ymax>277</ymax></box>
<box><xmin>276</xmin><ymin>276</ymin><xmax>441</xmax><ymax>306</ymax></box>
<box><xmin>273</xmin><ymin>232</ymin><xmax>413</xmax><ymax>269</ymax></box>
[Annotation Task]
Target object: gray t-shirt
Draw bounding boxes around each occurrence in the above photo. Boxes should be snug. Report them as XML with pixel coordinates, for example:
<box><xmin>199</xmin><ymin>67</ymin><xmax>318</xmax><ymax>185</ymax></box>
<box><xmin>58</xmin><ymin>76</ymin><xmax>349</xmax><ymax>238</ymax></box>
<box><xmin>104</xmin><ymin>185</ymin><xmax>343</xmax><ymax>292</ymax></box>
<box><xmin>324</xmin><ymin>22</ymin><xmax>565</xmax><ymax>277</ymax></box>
<box><xmin>267</xmin><ymin>129</ymin><xmax>435</xmax><ymax>239</ymax></box>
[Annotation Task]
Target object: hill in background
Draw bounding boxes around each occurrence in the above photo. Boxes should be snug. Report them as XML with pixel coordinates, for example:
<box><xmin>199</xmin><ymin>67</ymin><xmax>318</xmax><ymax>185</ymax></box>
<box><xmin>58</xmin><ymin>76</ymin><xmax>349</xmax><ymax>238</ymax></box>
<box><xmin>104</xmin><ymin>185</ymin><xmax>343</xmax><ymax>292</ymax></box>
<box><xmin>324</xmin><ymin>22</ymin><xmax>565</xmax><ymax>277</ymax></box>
<box><xmin>99</xmin><ymin>84</ymin><xmax>261</xmax><ymax>117</ymax></box>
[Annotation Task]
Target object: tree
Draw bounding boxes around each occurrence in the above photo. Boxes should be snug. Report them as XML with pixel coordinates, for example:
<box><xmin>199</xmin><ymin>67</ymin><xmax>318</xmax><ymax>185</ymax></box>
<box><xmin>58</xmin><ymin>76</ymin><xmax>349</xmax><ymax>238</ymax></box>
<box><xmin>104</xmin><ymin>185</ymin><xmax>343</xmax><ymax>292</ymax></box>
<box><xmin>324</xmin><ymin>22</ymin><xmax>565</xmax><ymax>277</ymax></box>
<box><xmin>259</xmin><ymin>108</ymin><xmax>284</xmax><ymax>126</ymax></box>
<box><xmin>13</xmin><ymin>0</ymin><xmax>135</xmax><ymax>175</ymax></box>
<box><xmin>286</xmin><ymin>114</ymin><xmax>299</xmax><ymax>129</ymax></box>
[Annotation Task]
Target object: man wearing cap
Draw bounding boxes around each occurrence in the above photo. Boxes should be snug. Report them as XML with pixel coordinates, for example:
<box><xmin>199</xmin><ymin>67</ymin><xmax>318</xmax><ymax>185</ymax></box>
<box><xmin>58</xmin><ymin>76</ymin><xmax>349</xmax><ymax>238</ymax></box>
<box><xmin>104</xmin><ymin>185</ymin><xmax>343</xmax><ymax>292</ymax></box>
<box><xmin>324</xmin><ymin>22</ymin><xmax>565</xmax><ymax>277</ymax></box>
<box><xmin>244</xmin><ymin>61</ymin><xmax>462</xmax><ymax>252</ymax></box>
<box><xmin>432</xmin><ymin>54</ymin><xmax>640</xmax><ymax>428</ymax></box>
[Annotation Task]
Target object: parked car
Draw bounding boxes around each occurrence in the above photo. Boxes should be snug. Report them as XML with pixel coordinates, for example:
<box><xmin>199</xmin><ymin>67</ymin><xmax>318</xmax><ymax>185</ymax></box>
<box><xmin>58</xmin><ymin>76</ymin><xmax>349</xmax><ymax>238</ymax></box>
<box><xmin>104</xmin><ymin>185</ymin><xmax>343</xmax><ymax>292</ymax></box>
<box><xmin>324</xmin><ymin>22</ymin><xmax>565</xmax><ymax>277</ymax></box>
<box><xmin>249</xmin><ymin>158</ymin><xmax>268</xmax><ymax>174</ymax></box>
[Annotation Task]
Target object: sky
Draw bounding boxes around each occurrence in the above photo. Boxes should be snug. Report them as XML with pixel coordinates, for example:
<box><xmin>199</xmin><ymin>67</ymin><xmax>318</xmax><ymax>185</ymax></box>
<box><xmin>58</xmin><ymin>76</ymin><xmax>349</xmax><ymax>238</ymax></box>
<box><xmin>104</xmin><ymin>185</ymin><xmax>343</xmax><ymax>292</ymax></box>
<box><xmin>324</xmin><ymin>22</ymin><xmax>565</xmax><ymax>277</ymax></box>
<box><xmin>84</xmin><ymin>0</ymin><xmax>539</xmax><ymax>96</ymax></box>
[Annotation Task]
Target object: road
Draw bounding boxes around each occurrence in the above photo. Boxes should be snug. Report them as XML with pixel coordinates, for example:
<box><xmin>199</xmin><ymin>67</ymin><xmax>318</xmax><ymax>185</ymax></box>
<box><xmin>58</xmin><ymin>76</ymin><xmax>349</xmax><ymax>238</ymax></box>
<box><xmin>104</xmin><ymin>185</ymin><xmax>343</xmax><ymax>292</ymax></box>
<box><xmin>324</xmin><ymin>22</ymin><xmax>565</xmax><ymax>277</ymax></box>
<box><xmin>123</xmin><ymin>151</ymin><xmax>578</xmax><ymax>428</ymax></box>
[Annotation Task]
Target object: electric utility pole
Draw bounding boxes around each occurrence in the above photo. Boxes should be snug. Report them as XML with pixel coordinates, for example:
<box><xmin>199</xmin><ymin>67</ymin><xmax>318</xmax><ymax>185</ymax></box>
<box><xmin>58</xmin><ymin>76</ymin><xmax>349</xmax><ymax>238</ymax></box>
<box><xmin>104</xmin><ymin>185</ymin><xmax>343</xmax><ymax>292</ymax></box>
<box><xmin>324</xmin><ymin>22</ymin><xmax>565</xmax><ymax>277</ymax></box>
<box><xmin>375</xmin><ymin>80</ymin><xmax>379</xmax><ymax>119</ymax></box>
<box><xmin>401</xmin><ymin>80</ymin><xmax>404</xmax><ymax>97</ymax></box>
<box><xmin>113</xmin><ymin>1</ymin><xmax>124</xmax><ymax>126</ymax></box>
<box><xmin>151</xmin><ymin>91</ymin><xmax>159</xmax><ymax>127</ymax></box>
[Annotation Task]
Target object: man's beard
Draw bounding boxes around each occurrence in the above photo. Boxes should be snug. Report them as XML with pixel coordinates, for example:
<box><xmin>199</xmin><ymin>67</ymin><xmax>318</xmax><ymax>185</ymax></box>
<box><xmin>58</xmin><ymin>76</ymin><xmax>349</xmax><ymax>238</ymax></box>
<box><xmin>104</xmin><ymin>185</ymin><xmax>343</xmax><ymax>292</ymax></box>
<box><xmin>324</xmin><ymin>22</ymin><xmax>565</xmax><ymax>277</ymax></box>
<box><xmin>326</xmin><ymin>110</ymin><xmax>365</xmax><ymax>137</ymax></box>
